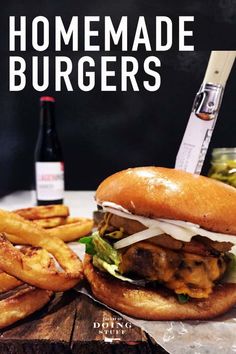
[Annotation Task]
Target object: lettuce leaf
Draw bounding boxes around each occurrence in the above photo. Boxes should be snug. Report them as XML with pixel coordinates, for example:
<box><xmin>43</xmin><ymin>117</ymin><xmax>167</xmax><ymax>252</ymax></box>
<box><xmin>92</xmin><ymin>255</ymin><xmax>135</xmax><ymax>282</ymax></box>
<box><xmin>177</xmin><ymin>294</ymin><xmax>189</xmax><ymax>303</ymax></box>
<box><xmin>79</xmin><ymin>235</ymin><xmax>95</xmax><ymax>255</ymax></box>
<box><xmin>223</xmin><ymin>254</ymin><xmax>236</xmax><ymax>283</ymax></box>
<box><xmin>80</xmin><ymin>232</ymin><xmax>142</xmax><ymax>283</ymax></box>
<box><xmin>92</xmin><ymin>231</ymin><xmax>121</xmax><ymax>266</ymax></box>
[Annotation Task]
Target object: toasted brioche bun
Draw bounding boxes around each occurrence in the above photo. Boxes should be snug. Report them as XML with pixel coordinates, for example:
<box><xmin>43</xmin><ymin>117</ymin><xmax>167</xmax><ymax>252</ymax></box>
<box><xmin>96</xmin><ymin>167</ymin><xmax>236</xmax><ymax>235</ymax></box>
<box><xmin>84</xmin><ymin>255</ymin><xmax>236</xmax><ymax>320</ymax></box>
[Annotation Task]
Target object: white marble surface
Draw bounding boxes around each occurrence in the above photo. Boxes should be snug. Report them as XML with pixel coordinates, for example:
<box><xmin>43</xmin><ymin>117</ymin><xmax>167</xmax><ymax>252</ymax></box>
<box><xmin>0</xmin><ymin>190</ymin><xmax>96</xmax><ymax>218</ymax></box>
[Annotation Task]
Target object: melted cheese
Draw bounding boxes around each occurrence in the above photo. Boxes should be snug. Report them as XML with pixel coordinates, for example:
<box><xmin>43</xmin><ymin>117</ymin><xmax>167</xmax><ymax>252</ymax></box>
<box><xmin>120</xmin><ymin>241</ymin><xmax>227</xmax><ymax>298</ymax></box>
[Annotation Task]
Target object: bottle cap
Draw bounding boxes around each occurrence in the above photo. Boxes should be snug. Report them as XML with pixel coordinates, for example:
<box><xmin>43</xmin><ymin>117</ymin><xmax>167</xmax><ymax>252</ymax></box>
<box><xmin>40</xmin><ymin>96</ymin><xmax>55</xmax><ymax>103</ymax></box>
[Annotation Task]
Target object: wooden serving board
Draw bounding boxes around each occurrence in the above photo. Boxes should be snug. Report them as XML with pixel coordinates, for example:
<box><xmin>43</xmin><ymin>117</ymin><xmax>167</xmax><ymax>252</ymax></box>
<box><xmin>0</xmin><ymin>290</ymin><xmax>168</xmax><ymax>354</ymax></box>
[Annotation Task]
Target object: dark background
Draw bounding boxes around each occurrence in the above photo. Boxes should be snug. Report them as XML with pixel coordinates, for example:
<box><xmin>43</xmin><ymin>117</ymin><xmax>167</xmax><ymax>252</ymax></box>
<box><xmin>0</xmin><ymin>0</ymin><xmax>236</xmax><ymax>195</ymax></box>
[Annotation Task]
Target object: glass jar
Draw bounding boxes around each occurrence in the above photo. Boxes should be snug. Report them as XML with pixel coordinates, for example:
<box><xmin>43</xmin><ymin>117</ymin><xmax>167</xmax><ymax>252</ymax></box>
<box><xmin>208</xmin><ymin>148</ymin><xmax>236</xmax><ymax>187</ymax></box>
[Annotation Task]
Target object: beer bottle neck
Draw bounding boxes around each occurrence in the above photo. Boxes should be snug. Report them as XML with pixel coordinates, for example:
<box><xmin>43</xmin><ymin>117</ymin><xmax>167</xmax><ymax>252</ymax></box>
<box><xmin>40</xmin><ymin>102</ymin><xmax>55</xmax><ymax>129</ymax></box>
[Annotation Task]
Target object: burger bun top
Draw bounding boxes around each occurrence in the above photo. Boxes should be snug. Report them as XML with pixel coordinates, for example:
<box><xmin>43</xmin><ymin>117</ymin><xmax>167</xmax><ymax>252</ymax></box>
<box><xmin>96</xmin><ymin>166</ymin><xmax>236</xmax><ymax>235</ymax></box>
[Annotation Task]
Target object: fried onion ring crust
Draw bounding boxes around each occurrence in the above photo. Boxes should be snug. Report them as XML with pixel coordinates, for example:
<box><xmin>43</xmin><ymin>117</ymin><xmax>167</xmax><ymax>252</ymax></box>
<box><xmin>46</xmin><ymin>218</ymin><xmax>94</xmax><ymax>242</ymax></box>
<box><xmin>0</xmin><ymin>209</ymin><xmax>81</xmax><ymax>272</ymax></box>
<box><xmin>4</xmin><ymin>233</ymin><xmax>26</xmax><ymax>245</ymax></box>
<box><xmin>0</xmin><ymin>235</ymin><xmax>81</xmax><ymax>291</ymax></box>
<box><xmin>15</xmin><ymin>205</ymin><xmax>69</xmax><ymax>220</ymax></box>
<box><xmin>0</xmin><ymin>208</ymin><xmax>83</xmax><ymax>289</ymax></box>
<box><xmin>32</xmin><ymin>217</ymin><xmax>66</xmax><ymax>229</ymax></box>
<box><xmin>0</xmin><ymin>286</ymin><xmax>53</xmax><ymax>329</ymax></box>
<box><xmin>0</xmin><ymin>245</ymin><xmax>58</xmax><ymax>293</ymax></box>
<box><xmin>84</xmin><ymin>255</ymin><xmax>236</xmax><ymax>320</ymax></box>
<box><xmin>6</xmin><ymin>218</ymin><xmax>93</xmax><ymax>244</ymax></box>
<box><xmin>0</xmin><ymin>271</ymin><xmax>22</xmax><ymax>293</ymax></box>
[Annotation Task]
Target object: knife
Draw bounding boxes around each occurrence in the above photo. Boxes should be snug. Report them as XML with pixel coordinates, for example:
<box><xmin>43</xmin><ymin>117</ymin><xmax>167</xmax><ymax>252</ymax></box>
<box><xmin>175</xmin><ymin>51</ymin><xmax>236</xmax><ymax>174</ymax></box>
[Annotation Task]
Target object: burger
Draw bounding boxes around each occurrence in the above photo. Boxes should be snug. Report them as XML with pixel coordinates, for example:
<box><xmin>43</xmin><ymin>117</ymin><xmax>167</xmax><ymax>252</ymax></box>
<box><xmin>81</xmin><ymin>167</ymin><xmax>236</xmax><ymax>320</ymax></box>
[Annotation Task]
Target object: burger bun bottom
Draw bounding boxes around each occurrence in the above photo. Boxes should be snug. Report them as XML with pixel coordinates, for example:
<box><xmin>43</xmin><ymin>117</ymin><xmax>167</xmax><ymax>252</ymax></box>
<box><xmin>84</xmin><ymin>255</ymin><xmax>236</xmax><ymax>320</ymax></box>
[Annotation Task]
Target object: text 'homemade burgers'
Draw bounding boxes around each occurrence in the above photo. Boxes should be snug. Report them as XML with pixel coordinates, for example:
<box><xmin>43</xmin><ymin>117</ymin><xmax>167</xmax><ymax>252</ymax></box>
<box><xmin>82</xmin><ymin>167</ymin><xmax>236</xmax><ymax>320</ymax></box>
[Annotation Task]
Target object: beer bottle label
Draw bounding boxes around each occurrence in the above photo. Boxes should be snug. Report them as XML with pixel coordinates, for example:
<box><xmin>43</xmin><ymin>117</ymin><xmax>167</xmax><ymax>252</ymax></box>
<box><xmin>35</xmin><ymin>162</ymin><xmax>64</xmax><ymax>200</ymax></box>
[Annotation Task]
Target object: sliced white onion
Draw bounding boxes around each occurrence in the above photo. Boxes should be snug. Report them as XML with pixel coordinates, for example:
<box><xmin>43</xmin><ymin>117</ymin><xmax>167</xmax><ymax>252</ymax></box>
<box><xmin>195</xmin><ymin>228</ymin><xmax>236</xmax><ymax>244</ymax></box>
<box><xmin>159</xmin><ymin>218</ymin><xmax>200</xmax><ymax>229</ymax></box>
<box><xmin>232</xmin><ymin>246</ymin><xmax>236</xmax><ymax>255</ymax></box>
<box><xmin>102</xmin><ymin>202</ymin><xmax>236</xmax><ymax>247</ymax></box>
<box><xmin>114</xmin><ymin>227</ymin><xmax>163</xmax><ymax>249</ymax></box>
<box><xmin>158</xmin><ymin>219</ymin><xmax>236</xmax><ymax>245</ymax></box>
<box><xmin>103</xmin><ymin>206</ymin><xmax>160</xmax><ymax>228</ymax></box>
<box><xmin>152</xmin><ymin>220</ymin><xmax>197</xmax><ymax>241</ymax></box>
<box><xmin>102</xmin><ymin>201</ymin><xmax>130</xmax><ymax>214</ymax></box>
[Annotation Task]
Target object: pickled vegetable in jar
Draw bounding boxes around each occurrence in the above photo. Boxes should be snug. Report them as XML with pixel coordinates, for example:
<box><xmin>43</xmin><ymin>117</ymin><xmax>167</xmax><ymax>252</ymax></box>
<box><xmin>208</xmin><ymin>148</ymin><xmax>236</xmax><ymax>187</ymax></box>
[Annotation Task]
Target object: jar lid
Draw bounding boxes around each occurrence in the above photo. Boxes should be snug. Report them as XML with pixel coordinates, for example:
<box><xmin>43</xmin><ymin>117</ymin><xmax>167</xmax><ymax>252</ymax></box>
<box><xmin>212</xmin><ymin>147</ymin><xmax>236</xmax><ymax>161</ymax></box>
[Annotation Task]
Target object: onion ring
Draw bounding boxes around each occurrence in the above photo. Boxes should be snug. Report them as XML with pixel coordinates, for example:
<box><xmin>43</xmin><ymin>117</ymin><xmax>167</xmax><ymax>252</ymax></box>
<box><xmin>0</xmin><ymin>209</ymin><xmax>83</xmax><ymax>290</ymax></box>
<box><xmin>15</xmin><ymin>205</ymin><xmax>69</xmax><ymax>220</ymax></box>
<box><xmin>0</xmin><ymin>271</ymin><xmax>23</xmax><ymax>293</ymax></box>
<box><xmin>0</xmin><ymin>235</ymin><xmax>81</xmax><ymax>291</ymax></box>
<box><xmin>3</xmin><ymin>233</ymin><xmax>25</xmax><ymax>245</ymax></box>
<box><xmin>0</xmin><ymin>286</ymin><xmax>53</xmax><ymax>329</ymax></box>
<box><xmin>46</xmin><ymin>218</ymin><xmax>94</xmax><ymax>242</ymax></box>
<box><xmin>6</xmin><ymin>218</ymin><xmax>94</xmax><ymax>244</ymax></box>
<box><xmin>32</xmin><ymin>216</ymin><xmax>66</xmax><ymax>229</ymax></box>
<box><xmin>0</xmin><ymin>245</ymin><xmax>57</xmax><ymax>293</ymax></box>
<box><xmin>65</xmin><ymin>217</ymin><xmax>86</xmax><ymax>224</ymax></box>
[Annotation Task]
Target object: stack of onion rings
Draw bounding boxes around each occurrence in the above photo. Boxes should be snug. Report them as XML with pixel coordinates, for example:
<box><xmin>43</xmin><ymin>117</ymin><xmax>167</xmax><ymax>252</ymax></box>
<box><xmin>0</xmin><ymin>206</ymin><xmax>86</xmax><ymax>329</ymax></box>
<box><xmin>14</xmin><ymin>205</ymin><xmax>93</xmax><ymax>242</ymax></box>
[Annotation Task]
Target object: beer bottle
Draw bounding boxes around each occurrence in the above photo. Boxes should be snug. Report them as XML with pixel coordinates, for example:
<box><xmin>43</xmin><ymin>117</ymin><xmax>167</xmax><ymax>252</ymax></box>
<box><xmin>34</xmin><ymin>96</ymin><xmax>64</xmax><ymax>205</ymax></box>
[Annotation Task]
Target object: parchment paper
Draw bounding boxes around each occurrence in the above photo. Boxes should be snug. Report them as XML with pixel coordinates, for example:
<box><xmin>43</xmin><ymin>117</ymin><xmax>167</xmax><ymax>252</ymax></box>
<box><xmin>71</xmin><ymin>243</ymin><xmax>236</xmax><ymax>354</ymax></box>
